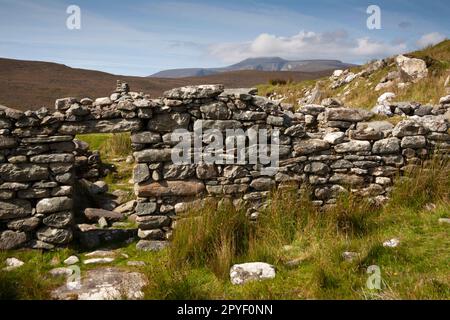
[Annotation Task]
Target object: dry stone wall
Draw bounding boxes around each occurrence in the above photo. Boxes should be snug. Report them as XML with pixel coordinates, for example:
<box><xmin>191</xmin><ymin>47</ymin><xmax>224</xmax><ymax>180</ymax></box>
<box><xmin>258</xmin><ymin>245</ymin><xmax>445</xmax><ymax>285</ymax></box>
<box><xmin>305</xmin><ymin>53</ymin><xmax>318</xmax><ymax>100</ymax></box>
<box><xmin>1</xmin><ymin>81</ymin><xmax>449</xmax><ymax>250</ymax></box>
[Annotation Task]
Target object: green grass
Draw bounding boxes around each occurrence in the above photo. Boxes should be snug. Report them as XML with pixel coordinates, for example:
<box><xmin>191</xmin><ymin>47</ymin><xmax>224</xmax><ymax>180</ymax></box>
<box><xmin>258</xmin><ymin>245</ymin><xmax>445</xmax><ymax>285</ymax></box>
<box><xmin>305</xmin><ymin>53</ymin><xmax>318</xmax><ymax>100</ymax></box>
<box><xmin>76</xmin><ymin>132</ymin><xmax>134</xmax><ymax>193</ymax></box>
<box><xmin>76</xmin><ymin>133</ymin><xmax>132</xmax><ymax>159</ymax></box>
<box><xmin>0</xmin><ymin>249</ymin><xmax>73</xmax><ymax>299</ymax></box>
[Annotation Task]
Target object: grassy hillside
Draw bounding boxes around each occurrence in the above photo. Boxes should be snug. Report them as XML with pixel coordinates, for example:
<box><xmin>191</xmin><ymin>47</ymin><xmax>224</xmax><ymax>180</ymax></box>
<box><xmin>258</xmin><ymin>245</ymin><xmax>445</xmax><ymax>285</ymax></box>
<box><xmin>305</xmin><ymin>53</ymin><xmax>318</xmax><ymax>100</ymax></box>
<box><xmin>258</xmin><ymin>40</ymin><xmax>450</xmax><ymax>109</ymax></box>
<box><xmin>0</xmin><ymin>58</ymin><xmax>330</xmax><ymax>111</ymax></box>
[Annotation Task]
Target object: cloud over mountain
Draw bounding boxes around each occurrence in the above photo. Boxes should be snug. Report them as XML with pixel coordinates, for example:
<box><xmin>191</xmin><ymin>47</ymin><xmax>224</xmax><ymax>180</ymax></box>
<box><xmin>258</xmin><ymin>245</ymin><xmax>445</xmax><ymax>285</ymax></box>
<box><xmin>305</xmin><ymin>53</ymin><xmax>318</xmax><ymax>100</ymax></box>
<box><xmin>209</xmin><ymin>31</ymin><xmax>407</xmax><ymax>64</ymax></box>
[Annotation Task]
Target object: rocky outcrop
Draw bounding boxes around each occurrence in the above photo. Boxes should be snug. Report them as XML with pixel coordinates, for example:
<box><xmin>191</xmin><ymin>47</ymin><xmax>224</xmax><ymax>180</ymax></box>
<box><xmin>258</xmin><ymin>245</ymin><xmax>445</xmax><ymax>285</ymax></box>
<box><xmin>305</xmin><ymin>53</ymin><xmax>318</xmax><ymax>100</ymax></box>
<box><xmin>395</xmin><ymin>55</ymin><xmax>428</xmax><ymax>83</ymax></box>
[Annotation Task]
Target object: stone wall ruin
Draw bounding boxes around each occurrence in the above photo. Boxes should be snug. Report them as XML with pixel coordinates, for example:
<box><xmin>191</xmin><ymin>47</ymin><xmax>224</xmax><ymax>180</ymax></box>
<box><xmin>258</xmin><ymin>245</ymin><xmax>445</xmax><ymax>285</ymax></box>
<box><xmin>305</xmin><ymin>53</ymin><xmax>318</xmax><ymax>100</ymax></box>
<box><xmin>1</xmin><ymin>81</ymin><xmax>449</xmax><ymax>250</ymax></box>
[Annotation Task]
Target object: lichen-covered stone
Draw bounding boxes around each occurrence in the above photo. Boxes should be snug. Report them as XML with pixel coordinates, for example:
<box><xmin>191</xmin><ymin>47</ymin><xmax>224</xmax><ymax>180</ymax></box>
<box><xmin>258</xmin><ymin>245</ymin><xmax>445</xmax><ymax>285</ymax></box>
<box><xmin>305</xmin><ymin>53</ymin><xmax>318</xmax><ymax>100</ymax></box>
<box><xmin>0</xmin><ymin>199</ymin><xmax>32</xmax><ymax>220</ymax></box>
<box><xmin>136</xmin><ymin>215</ymin><xmax>171</xmax><ymax>230</ymax></box>
<box><xmin>36</xmin><ymin>197</ymin><xmax>73</xmax><ymax>214</ymax></box>
<box><xmin>36</xmin><ymin>227</ymin><xmax>73</xmax><ymax>244</ymax></box>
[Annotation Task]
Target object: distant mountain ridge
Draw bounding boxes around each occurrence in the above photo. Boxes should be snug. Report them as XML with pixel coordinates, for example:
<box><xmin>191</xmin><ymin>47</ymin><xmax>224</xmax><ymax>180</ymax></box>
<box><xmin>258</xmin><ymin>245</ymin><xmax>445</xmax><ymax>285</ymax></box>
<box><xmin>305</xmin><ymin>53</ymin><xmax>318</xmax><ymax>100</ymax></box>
<box><xmin>150</xmin><ymin>57</ymin><xmax>356</xmax><ymax>78</ymax></box>
<box><xmin>0</xmin><ymin>57</ymin><xmax>332</xmax><ymax>110</ymax></box>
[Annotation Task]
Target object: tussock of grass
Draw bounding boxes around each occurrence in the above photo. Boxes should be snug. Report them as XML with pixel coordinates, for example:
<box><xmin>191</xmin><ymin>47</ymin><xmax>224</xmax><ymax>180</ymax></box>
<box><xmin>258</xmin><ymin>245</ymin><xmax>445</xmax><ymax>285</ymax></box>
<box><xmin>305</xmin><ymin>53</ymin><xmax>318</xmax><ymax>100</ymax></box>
<box><xmin>0</xmin><ymin>249</ymin><xmax>72</xmax><ymax>300</ymax></box>
<box><xmin>77</xmin><ymin>133</ymin><xmax>132</xmax><ymax>159</ymax></box>
<box><xmin>169</xmin><ymin>199</ymin><xmax>251</xmax><ymax>280</ymax></box>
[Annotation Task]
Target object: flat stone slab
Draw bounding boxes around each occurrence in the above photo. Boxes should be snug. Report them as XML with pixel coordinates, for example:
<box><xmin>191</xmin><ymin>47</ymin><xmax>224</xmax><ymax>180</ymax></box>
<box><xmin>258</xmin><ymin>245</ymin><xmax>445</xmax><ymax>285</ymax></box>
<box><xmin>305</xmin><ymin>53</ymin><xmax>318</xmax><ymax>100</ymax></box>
<box><xmin>51</xmin><ymin>267</ymin><xmax>147</xmax><ymax>300</ymax></box>
<box><xmin>84</xmin><ymin>208</ymin><xmax>125</xmax><ymax>222</ymax></box>
<box><xmin>136</xmin><ymin>240</ymin><xmax>169</xmax><ymax>252</ymax></box>
<box><xmin>137</xmin><ymin>180</ymin><xmax>205</xmax><ymax>197</ymax></box>
<box><xmin>83</xmin><ymin>258</ymin><xmax>115</xmax><ymax>265</ymax></box>
<box><xmin>85</xmin><ymin>250</ymin><xmax>117</xmax><ymax>258</ymax></box>
<box><xmin>59</xmin><ymin>119</ymin><xmax>142</xmax><ymax>135</ymax></box>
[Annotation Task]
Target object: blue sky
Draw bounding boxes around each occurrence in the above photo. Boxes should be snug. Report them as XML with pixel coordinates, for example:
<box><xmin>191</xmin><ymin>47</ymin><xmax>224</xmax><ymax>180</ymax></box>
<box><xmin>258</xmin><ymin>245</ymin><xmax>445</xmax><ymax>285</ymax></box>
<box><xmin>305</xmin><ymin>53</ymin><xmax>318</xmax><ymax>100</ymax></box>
<box><xmin>0</xmin><ymin>0</ymin><xmax>448</xmax><ymax>76</ymax></box>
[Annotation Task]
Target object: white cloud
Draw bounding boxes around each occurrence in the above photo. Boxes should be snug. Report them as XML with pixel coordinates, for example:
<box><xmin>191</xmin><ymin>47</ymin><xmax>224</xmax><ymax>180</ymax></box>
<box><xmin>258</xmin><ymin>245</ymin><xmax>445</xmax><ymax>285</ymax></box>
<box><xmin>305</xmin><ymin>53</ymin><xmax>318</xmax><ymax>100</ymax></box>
<box><xmin>209</xmin><ymin>31</ymin><xmax>407</xmax><ymax>64</ymax></box>
<box><xmin>416</xmin><ymin>32</ymin><xmax>446</xmax><ymax>48</ymax></box>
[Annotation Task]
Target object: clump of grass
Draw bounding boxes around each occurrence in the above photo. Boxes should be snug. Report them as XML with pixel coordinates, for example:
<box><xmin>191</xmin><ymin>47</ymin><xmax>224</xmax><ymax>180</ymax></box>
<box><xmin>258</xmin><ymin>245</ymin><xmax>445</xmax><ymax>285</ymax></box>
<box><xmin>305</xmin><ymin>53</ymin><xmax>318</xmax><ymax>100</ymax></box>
<box><xmin>100</xmin><ymin>133</ymin><xmax>132</xmax><ymax>158</ymax></box>
<box><xmin>76</xmin><ymin>132</ymin><xmax>132</xmax><ymax>160</ymax></box>
<box><xmin>169</xmin><ymin>199</ymin><xmax>252</xmax><ymax>279</ymax></box>
<box><xmin>268</xmin><ymin>78</ymin><xmax>288</xmax><ymax>86</ymax></box>
<box><xmin>388</xmin><ymin>155</ymin><xmax>449</xmax><ymax>212</ymax></box>
<box><xmin>0</xmin><ymin>249</ymin><xmax>72</xmax><ymax>300</ymax></box>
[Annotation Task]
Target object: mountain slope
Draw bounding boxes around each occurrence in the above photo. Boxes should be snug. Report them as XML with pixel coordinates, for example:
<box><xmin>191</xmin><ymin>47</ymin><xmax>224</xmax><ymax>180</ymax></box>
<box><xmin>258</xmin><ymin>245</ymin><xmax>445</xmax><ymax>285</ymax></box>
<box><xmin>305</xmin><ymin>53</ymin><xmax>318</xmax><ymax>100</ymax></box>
<box><xmin>0</xmin><ymin>58</ymin><xmax>331</xmax><ymax>110</ymax></box>
<box><xmin>150</xmin><ymin>57</ymin><xmax>355</xmax><ymax>78</ymax></box>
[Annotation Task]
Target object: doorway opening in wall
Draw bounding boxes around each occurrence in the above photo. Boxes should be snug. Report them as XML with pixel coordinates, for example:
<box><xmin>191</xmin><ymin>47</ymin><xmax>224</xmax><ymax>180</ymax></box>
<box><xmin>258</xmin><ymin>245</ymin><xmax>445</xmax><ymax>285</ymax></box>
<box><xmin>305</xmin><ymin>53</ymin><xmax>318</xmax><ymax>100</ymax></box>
<box><xmin>72</xmin><ymin>132</ymin><xmax>137</xmax><ymax>249</ymax></box>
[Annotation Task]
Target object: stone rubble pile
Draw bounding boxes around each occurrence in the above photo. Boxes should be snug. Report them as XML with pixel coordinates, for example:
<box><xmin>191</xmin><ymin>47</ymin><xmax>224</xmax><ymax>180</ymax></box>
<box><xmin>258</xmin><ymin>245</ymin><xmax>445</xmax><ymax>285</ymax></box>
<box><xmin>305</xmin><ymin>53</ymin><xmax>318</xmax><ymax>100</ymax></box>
<box><xmin>1</xmin><ymin>81</ymin><xmax>449</xmax><ymax>250</ymax></box>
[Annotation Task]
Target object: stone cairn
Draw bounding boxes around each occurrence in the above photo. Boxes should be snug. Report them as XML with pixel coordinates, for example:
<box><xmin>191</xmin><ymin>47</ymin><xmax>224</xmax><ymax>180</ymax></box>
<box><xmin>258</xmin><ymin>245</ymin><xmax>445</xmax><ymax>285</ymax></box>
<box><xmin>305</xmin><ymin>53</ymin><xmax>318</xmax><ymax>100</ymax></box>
<box><xmin>0</xmin><ymin>81</ymin><xmax>449</xmax><ymax>250</ymax></box>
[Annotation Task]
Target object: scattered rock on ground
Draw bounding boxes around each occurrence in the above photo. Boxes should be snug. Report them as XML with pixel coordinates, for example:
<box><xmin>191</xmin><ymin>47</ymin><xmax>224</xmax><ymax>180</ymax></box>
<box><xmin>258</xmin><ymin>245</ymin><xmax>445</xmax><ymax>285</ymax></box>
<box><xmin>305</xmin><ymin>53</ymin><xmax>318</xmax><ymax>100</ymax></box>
<box><xmin>83</xmin><ymin>258</ymin><xmax>115</xmax><ymax>265</ymax></box>
<box><xmin>85</xmin><ymin>250</ymin><xmax>117</xmax><ymax>258</ymax></box>
<box><xmin>64</xmin><ymin>256</ymin><xmax>79</xmax><ymax>265</ymax></box>
<box><xmin>49</xmin><ymin>267</ymin><xmax>74</xmax><ymax>277</ymax></box>
<box><xmin>424</xmin><ymin>203</ymin><xmax>437</xmax><ymax>211</ymax></box>
<box><xmin>395</xmin><ymin>55</ymin><xmax>428</xmax><ymax>82</ymax></box>
<box><xmin>136</xmin><ymin>240</ymin><xmax>168</xmax><ymax>252</ymax></box>
<box><xmin>383</xmin><ymin>238</ymin><xmax>400</xmax><ymax>248</ymax></box>
<box><xmin>3</xmin><ymin>257</ymin><xmax>25</xmax><ymax>271</ymax></box>
<box><xmin>230</xmin><ymin>262</ymin><xmax>276</xmax><ymax>285</ymax></box>
<box><xmin>342</xmin><ymin>251</ymin><xmax>359</xmax><ymax>262</ymax></box>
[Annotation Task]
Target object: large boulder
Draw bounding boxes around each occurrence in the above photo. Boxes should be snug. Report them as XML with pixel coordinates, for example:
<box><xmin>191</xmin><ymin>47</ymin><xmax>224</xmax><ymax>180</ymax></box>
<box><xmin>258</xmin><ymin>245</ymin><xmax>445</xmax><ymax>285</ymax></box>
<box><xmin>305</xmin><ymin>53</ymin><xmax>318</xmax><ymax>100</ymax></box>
<box><xmin>395</xmin><ymin>55</ymin><xmax>428</xmax><ymax>82</ymax></box>
<box><xmin>230</xmin><ymin>262</ymin><xmax>276</xmax><ymax>285</ymax></box>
